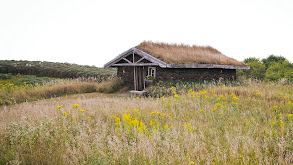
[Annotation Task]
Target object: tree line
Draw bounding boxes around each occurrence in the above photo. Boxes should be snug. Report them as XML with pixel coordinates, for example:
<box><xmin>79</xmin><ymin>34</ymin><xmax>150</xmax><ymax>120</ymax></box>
<box><xmin>239</xmin><ymin>55</ymin><xmax>293</xmax><ymax>81</ymax></box>
<box><xmin>0</xmin><ymin>60</ymin><xmax>116</xmax><ymax>81</ymax></box>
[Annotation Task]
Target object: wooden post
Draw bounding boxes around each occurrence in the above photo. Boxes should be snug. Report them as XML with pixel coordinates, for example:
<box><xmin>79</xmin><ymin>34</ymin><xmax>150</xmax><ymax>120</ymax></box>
<box><xmin>143</xmin><ymin>66</ymin><xmax>145</xmax><ymax>89</ymax></box>
<box><xmin>133</xmin><ymin>52</ymin><xmax>137</xmax><ymax>90</ymax></box>
<box><xmin>134</xmin><ymin>66</ymin><xmax>137</xmax><ymax>90</ymax></box>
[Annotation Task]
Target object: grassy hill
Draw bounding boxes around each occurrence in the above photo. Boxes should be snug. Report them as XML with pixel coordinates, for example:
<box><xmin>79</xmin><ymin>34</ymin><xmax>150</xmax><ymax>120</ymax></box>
<box><xmin>0</xmin><ymin>60</ymin><xmax>116</xmax><ymax>81</ymax></box>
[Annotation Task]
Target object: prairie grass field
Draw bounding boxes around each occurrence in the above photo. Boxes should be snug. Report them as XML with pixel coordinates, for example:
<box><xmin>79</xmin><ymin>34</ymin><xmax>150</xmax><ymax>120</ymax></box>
<box><xmin>0</xmin><ymin>80</ymin><xmax>293</xmax><ymax>164</ymax></box>
<box><xmin>0</xmin><ymin>74</ymin><xmax>124</xmax><ymax>105</ymax></box>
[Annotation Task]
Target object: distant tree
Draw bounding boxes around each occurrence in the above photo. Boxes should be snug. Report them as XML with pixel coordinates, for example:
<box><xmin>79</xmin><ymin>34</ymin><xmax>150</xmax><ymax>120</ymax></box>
<box><xmin>265</xmin><ymin>61</ymin><xmax>293</xmax><ymax>81</ymax></box>
<box><xmin>244</xmin><ymin>61</ymin><xmax>266</xmax><ymax>80</ymax></box>
<box><xmin>262</xmin><ymin>55</ymin><xmax>287</xmax><ymax>69</ymax></box>
<box><xmin>285</xmin><ymin>70</ymin><xmax>293</xmax><ymax>81</ymax></box>
<box><xmin>244</xmin><ymin>57</ymin><xmax>261</xmax><ymax>64</ymax></box>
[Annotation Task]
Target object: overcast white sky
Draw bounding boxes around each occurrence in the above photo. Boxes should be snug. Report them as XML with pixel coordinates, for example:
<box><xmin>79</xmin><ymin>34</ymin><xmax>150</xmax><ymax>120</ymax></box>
<box><xmin>0</xmin><ymin>0</ymin><xmax>292</xmax><ymax>67</ymax></box>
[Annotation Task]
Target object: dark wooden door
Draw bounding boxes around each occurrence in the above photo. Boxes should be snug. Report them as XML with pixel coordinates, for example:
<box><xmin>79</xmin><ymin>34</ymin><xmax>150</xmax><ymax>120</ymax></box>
<box><xmin>135</xmin><ymin>66</ymin><xmax>144</xmax><ymax>91</ymax></box>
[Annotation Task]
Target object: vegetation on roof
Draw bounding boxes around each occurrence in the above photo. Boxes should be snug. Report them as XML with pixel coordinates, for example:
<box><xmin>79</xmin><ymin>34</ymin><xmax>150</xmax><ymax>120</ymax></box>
<box><xmin>136</xmin><ymin>41</ymin><xmax>245</xmax><ymax>66</ymax></box>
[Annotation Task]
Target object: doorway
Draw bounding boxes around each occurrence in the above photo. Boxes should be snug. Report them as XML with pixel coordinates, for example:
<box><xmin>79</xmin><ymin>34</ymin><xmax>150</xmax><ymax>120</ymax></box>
<box><xmin>134</xmin><ymin>66</ymin><xmax>144</xmax><ymax>91</ymax></box>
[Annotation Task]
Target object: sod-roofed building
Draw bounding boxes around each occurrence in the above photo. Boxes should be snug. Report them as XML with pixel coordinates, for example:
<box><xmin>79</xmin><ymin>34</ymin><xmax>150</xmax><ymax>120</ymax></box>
<box><xmin>104</xmin><ymin>41</ymin><xmax>249</xmax><ymax>91</ymax></box>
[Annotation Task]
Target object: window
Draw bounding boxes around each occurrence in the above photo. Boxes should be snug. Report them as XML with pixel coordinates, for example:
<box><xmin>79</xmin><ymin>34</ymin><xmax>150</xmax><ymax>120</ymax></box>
<box><xmin>148</xmin><ymin>67</ymin><xmax>156</xmax><ymax>78</ymax></box>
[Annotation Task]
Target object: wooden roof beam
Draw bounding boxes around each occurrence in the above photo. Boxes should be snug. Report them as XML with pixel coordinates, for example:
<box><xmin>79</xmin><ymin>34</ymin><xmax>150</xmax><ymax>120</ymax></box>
<box><xmin>122</xmin><ymin>58</ymin><xmax>132</xmax><ymax>64</ymax></box>
<box><xmin>135</xmin><ymin>57</ymin><xmax>145</xmax><ymax>63</ymax></box>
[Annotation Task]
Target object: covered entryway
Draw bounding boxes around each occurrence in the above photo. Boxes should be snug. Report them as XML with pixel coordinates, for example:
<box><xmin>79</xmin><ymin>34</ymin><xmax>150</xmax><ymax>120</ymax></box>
<box><xmin>104</xmin><ymin>47</ymin><xmax>168</xmax><ymax>93</ymax></box>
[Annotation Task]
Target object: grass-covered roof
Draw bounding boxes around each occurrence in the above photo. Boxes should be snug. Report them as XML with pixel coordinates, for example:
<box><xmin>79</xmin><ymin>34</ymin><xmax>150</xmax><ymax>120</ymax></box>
<box><xmin>136</xmin><ymin>41</ymin><xmax>245</xmax><ymax>66</ymax></box>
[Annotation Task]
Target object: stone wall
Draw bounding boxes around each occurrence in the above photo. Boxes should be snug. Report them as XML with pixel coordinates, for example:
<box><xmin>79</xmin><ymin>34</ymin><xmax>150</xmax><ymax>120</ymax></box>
<box><xmin>117</xmin><ymin>66</ymin><xmax>237</xmax><ymax>89</ymax></box>
<box><xmin>117</xmin><ymin>66</ymin><xmax>134</xmax><ymax>88</ymax></box>
<box><xmin>156</xmin><ymin>68</ymin><xmax>236</xmax><ymax>81</ymax></box>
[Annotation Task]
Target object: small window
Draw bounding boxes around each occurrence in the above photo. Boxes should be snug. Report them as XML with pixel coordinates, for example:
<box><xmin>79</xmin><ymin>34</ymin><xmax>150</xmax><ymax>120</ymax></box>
<box><xmin>148</xmin><ymin>67</ymin><xmax>156</xmax><ymax>78</ymax></box>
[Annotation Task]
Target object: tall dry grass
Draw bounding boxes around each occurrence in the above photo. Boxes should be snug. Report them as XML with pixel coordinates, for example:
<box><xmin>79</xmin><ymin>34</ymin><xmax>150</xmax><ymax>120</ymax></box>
<box><xmin>0</xmin><ymin>78</ymin><xmax>125</xmax><ymax>105</ymax></box>
<box><xmin>0</xmin><ymin>80</ymin><xmax>292</xmax><ymax>164</ymax></box>
<box><xmin>137</xmin><ymin>41</ymin><xmax>245</xmax><ymax>65</ymax></box>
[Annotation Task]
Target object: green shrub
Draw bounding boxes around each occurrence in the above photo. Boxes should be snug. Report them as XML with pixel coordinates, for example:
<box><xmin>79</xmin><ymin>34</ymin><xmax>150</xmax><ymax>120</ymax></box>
<box><xmin>244</xmin><ymin>61</ymin><xmax>266</xmax><ymax>80</ymax></box>
<box><xmin>0</xmin><ymin>73</ymin><xmax>12</xmax><ymax>79</ymax></box>
<box><xmin>265</xmin><ymin>61</ymin><xmax>293</xmax><ymax>81</ymax></box>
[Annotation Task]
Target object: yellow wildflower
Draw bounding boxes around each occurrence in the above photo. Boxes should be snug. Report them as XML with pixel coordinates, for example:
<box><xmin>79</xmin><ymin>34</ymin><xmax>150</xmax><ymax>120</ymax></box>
<box><xmin>188</xmin><ymin>161</ymin><xmax>195</xmax><ymax>165</ymax></box>
<box><xmin>161</xmin><ymin>113</ymin><xmax>166</xmax><ymax>116</ymax></box>
<box><xmin>153</xmin><ymin>129</ymin><xmax>158</xmax><ymax>133</ymax></box>
<box><xmin>221</xmin><ymin>105</ymin><xmax>227</xmax><ymax>109</ymax></box>
<box><xmin>62</xmin><ymin>112</ymin><xmax>67</xmax><ymax>115</ymax></box>
<box><xmin>278</xmin><ymin>113</ymin><xmax>283</xmax><ymax>120</ymax></box>
<box><xmin>215</xmin><ymin>102</ymin><xmax>221</xmax><ymax>108</ymax></box>
<box><xmin>160</xmin><ymin>96</ymin><xmax>164</xmax><ymax>99</ymax></box>
<box><xmin>163</xmin><ymin>124</ymin><xmax>168</xmax><ymax>130</ymax></box>
<box><xmin>87</xmin><ymin>117</ymin><xmax>92</xmax><ymax>119</ymax></box>
<box><xmin>200</xmin><ymin>109</ymin><xmax>205</xmax><ymax>113</ymax></box>
<box><xmin>217</xmin><ymin>95</ymin><xmax>224</xmax><ymax>100</ymax></box>
<box><xmin>115</xmin><ymin>117</ymin><xmax>120</xmax><ymax>125</ymax></box>
<box><xmin>138</xmin><ymin>126</ymin><xmax>144</xmax><ymax>133</ymax></box>
<box><xmin>123</xmin><ymin>114</ymin><xmax>132</xmax><ymax>121</ymax></box>
<box><xmin>287</xmin><ymin>114</ymin><xmax>293</xmax><ymax>118</ymax></box>
<box><xmin>72</xmin><ymin>104</ymin><xmax>80</xmax><ymax>108</ymax></box>
<box><xmin>136</xmin><ymin>97</ymin><xmax>140</xmax><ymax>99</ymax></box>
<box><xmin>273</xmin><ymin>105</ymin><xmax>279</xmax><ymax>110</ymax></box>
<box><xmin>231</xmin><ymin>101</ymin><xmax>237</xmax><ymax>105</ymax></box>
<box><xmin>211</xmin><ymin>107</ymin><xmax>216</xmax><ymax>112</ymax></box>
<box><xmin>170</xmin><ymin>86</ymin><xmax>175</xmax><ymax>90</ymax></box>
<box><xmin>174</xmin><ymin>94</ymin><xmax>179</xmax><ymax>98</ymax></box>
<box><xmin>131</xmin><ymin>118</ymin><xmax>139</xmax><ymax>126</ymax></box>
<box><xmin>201</xmin><ymin>90</ymin><xmax>207</xmax><ymax>95</ymax></box>
<box><xmin>56</xmin><ymin>105</ymin><xmax>63</xmax><ymax>110</ymax></box>
<box><xmin>139</xmin><ymin>121</ymin><xmax>144</xmax><ymax>126</ymax></box>
<box><xmin>252</xmin><ymin>118</ymin><xmax>256</xmax><ymax>121</ymax></box>
<box><xmin>150</xmin><ymin>111</ymin><xmax>157</xmax><ymax>115</ymax></box>
<box><xmin>269</xmin><ymin>121</ymin><xmax>276</xmax><ymax>126</ymax></box>
<box><xmin>133</xmin><ymin>109</ymin><xmax>139</xmax><ymax>112</ymax></box>
<box><xmin>80</xmin><ymin>109</ymin><xmax>86</xmax><ymax>112</ymax></box>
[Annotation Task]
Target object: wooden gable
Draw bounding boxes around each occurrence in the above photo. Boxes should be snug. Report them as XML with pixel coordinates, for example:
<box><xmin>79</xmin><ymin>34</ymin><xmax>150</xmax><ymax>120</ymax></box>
<box><xmin>104</xmin><ymin>48</ymin><xmax>167</xmax><ymax>68</ymax></box>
